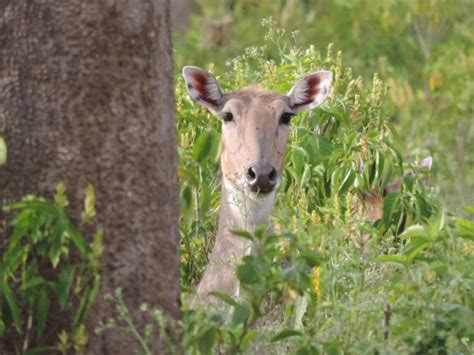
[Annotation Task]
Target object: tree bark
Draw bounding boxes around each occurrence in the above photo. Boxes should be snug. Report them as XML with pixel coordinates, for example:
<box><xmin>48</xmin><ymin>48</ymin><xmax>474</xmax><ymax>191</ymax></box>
<box><xmin>0</xmin><ymin>0</ymin><xmax>180</xmax><ymax>353</ymax></box>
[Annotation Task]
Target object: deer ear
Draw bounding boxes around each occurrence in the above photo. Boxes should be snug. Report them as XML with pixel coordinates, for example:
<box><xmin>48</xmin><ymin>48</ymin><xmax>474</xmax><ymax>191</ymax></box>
<box><xmin>287</xmin><ymin>71</ymin><xmax>333</xmax><ymax>112</ymax></box>
<box><xmin>182</xmin><ymin>66</ymin><xmax>224</xmax><ymax>114</ymax></box>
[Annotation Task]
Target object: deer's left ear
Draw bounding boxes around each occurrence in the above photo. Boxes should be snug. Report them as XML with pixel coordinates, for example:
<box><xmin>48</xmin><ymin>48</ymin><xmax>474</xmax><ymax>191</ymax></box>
<box><xmin>182</xmin><ymin>66</ymin><xmax>224</xmax><ymax>115</ymax></box>
<box><xmin>287</xmin><ymin>71</ymin><xmax>333</xmax><ymax>112</ymax></box>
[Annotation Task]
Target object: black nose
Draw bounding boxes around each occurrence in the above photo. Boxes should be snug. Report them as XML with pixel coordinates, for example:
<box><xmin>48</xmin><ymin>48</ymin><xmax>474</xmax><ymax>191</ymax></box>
<box><xmin>246</xmin><ymin>163</ymin><xmax>277</xmax><ymax>193</ymax></box>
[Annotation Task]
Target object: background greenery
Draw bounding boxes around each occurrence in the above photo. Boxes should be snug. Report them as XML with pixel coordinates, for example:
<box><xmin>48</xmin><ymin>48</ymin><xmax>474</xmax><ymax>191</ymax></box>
<box><xmin>174</xmin><ymin>0</ymin><xmax>473</xmax><ymax>210</ymax></box>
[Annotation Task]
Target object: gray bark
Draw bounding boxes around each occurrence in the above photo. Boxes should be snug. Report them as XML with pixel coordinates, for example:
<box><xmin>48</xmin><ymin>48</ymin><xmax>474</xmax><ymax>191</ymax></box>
<box><xmin>0</xmin><ymin>0</ymin><xmax>180</xmax><ymax>353</ymax></box>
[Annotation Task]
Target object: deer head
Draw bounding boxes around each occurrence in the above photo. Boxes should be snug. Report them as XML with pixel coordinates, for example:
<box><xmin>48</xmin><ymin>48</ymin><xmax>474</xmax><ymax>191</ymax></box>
<box><xmin>183</xmin><ymin>66</ymin><xmax>332</xmax><ymax>224</ymax></box>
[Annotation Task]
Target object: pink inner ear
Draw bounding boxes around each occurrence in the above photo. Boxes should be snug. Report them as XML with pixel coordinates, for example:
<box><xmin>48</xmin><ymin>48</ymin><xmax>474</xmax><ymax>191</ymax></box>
<box><xmin>293</xmin><ymin>75</ymin><xmax>321</xmax><ymax>110</ymax></box>
<box><xmin>189</xmin><ymin>71</ymin><xmax>220</xmax><ymax>108</ymax></box>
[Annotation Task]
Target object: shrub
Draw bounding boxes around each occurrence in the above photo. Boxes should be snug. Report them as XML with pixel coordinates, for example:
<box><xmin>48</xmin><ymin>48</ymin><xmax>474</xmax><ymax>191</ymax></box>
<box><xmin>0</xmin><ymin>183</ymin><xmax>102</xmax><ymax>354</ymax></box>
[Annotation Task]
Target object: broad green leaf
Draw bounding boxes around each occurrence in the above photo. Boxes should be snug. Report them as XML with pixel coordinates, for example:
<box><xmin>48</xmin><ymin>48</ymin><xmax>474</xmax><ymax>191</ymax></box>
<box><xmin>0</xmin><ymin>137</ymin><xmax>7</xmax><ymax>166</ymax></box>
<box><xmin>231</xmin><ymin>304</ymin><xmax>250</xmax><ymax>328</ymax></box>
<box><xmin>457</xmin><ymin>218</ymin><xmax>474</xmax><ymax>240</ymax></box>
<box><xmin>383</xmin><ymin>192</ymin><xmax>400</xmax><ymax>226</ymax></box>
<box><xmin>399</xmin><ymin>225</ymin><xmax>427</xmax><ymax>240</ymax></box>
<box><xmin>237</xmin><ymin>259</ymin><xmax>259</xmax><ymax>284</ymax></box>
<box><xmin>0</xmin><ymin>281</ymin><xmax>22</xmax><ymax>332</ymax></box>
<box><xmin>55</xmin><ymin>265</ymin><xmax>76</xmax><ymax>309</ymax></box>
<box><xmin>21</xmin><ymin>277</ymin><xmax>45</xmax><ymax>291</ymax></box>
<box><xmin>315</xmin><ymin>135</ymin><xmax>334</xmax><ymax>156</ymax></box>
<box><xmin>198</xmin><ymin>326</ymin><xmax>217</xmax><ymax>355</ymax></box>
<box><xmin>193</xmin><ymin>130</ymin><xmax>215</xmax><ymax>163</ymax></box>
<box><xmin>292</xmin><ymin>147</ymin><xmax>306</xmax><ymax>176</ymax></box>
<box><xmin>271</xmin><ymin>329</ymin><xmax>303</xmax><ymax>342</ymax></box>
<box><xmin>66</xmin><ymin>226</ymin><xmax>87</xmax><ymax>255</ymax></box>
<box><xmin>339</xmin><ymin>169</ymin><xmax>355</xmax><ymax>194</ymax></box>
<box><xmin>208</xmin><ymin>292</ymin><xmax>238</xmax><ymax>307</ymax></box>
<box><xmin>403</xmin><ymin>240</ymin><xmax>429</xmax><ymax>260</ymax></box>
<box><xmin>230</xmin><ymin>229</ymin><xmax>254</xmax><ymax>240</ymax></box>
<box><xmin>35</xmin><ymin>289</ymin><xmax>50</xmax><ymax>336</ymax></box>
<box><xmin>0</xmin><ymin>319</ymin><xmax>5</xmax><ymax>336</ymax></box>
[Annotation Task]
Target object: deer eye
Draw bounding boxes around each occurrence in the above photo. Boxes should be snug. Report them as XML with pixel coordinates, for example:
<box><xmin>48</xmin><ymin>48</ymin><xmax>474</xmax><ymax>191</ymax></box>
<box><xmin>280</xmin><ymin>112</ymin><xmax>295</xmax><ymax>125</ymax></box>
<box><xmin>222</xmin><ymin>112</ymin><xmax>234</xmax><ymax>123</ymax></box>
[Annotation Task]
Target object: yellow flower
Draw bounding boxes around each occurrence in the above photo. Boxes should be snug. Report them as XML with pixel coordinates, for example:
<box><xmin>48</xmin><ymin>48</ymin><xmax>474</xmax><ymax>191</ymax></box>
<box><xmin>312</xmin><ymin>266</ymin><xmax>321</xmax><ymax>298</ymax></box>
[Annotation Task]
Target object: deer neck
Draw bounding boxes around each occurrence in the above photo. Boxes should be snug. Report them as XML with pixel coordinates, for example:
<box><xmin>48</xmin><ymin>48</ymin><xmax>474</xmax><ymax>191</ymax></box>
<box><xmin>209</xmin><ymin>179</ymin><xmax>276</xmax><ymax>261</ymax></box>
<box><xmin>220</xmin><ymin>179</ymin><xmax>276</xmax><ymax>231</ymax></box>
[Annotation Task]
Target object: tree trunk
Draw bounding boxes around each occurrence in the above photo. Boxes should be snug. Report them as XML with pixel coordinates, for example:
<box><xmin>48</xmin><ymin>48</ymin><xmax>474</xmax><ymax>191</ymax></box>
<box><xmin>0</xmin><ymin>0</ymin><xmax>180</xmax><ymax>353</ymax></box>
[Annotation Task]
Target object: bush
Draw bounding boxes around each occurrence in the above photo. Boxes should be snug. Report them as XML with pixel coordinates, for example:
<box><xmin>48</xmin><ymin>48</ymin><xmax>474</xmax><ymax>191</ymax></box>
<box><xmin>0</xmin><ymin>184</ymin><xmax>102</xmax><ymax>354</ymax></box>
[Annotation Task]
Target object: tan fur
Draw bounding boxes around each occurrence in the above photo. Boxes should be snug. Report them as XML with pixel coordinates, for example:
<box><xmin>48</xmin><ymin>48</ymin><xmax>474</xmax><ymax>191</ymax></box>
<box><xmin>220</xmin><ymin>88</ymin><xmax>292</xmax><ymax>188</ymax></box>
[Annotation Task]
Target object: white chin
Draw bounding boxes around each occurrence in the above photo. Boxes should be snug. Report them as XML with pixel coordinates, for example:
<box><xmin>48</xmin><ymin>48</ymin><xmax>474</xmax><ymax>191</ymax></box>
<box><xmin>223</xmin><ymin>178</ymin><xmax>278</xmax><ymax>226</ymax></box>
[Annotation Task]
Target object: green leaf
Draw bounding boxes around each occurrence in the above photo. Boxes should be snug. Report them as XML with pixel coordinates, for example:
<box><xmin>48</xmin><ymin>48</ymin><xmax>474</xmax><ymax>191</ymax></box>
<box><xmin>383</xmin><ymin>192</ymin><xmax>399</xmax><ymax>226</ymax></box>
<box><xmin>0</xmin><ymin>281</ymin><xmax>22</xmax><ymax>332</ymax></box>
<box><xmin>338</xmin><ymin>169</ymin><xmax>355</xmax><ymax>194</ymax></box>
<box><xmin>73</xmin><ymin>275</ymin><xmax>100</xmax><ymax>329</ymax></box>
<box><xmin>457</xmin><ymin>218</ymin><xmax>474</xmax><ymax>240</ymax></box>
<box><xmin>0</xmin><ymin>319</ymin><xmax>5</xmax><ymax>336</ymax></box>
<box><xmin>230</xmin><ymin>229</ymin><xmax>254</xmax><ymax>241</ymax></box>
<box><xmin>21</xmin><ymin>277</ymin><xmax>45</xmax><ymax>291</ymax></box>
<box><xmin>66</xmin><ymin>225</ymin><xmax>87</xmax><ymax>255</ymax></box>
<box><xmin>463</xmin><ymin>206</ymin><xmax>474</xmax><ymax>215</ymax></box>
<box><xmin>54</xmin><ymin>182</ymin><xmax>68</xmax><ymax>208</ymax></box>
<box><xmin>315</xmin><ymin>135</ymin><xmax>334</xmax><ymax>156</ymax></box>
<box><xmin>35</xmin><ymin>289</ymin><xmax>50</xmax><ymax>336</ymax></box>
<box><xmin>208</xmin><ymin>292</ymin><xmax>238</xmax><ymax>307</ymax></box>
<box><xmin>399</xmin><ymin>225</ymin><xmax>427</xmax><ymax>240</ymax></box>
<box><xmin>373</xmin><ymin>255</ymin><xmax>408</xmax><ymax>267</ymax></box>
<box><xmin>55</xmin><ymin>265</ymin><xmax>76</xmax><ymax>309</ymax></box>
<box><xmin>81</xmin><ymin>183</ymin><xmax>96</xmax><ymax>224</ymax></box>
<box><xmin>271</xmin><ymin>329</ymin><xmax>303</xmax><ymax>342</ymax></box>
<box><xmin>231</xmin><ymin>304</ymin><xmax>250</xmax><ymax>328</ymax></box>
<box><xmin>237</xmin><ymin>258</ymin><xmax>259</xmax><ymax>284</ymax></box>
<box><xmin>193</xmin><ymin>130</ymin><xmax>215</xmax><ymax>163</ymax></box>
<box><xmin>0</xmin><ymin>137</ymin><xmax>7</xmax><ymax>166</ymax></box>
<box><xmin>403</xmin><ymin>240</ymin><xmax>429</xmax><ymax>260</ymax></box>
<box><xmin>299</xmin><ymin>252</ymin><xmax>324</xmax><ymax>267</ymax></box>
<box><xmin>198</xmin><ymin>326</ymin><xmax>217</xmax><ymax>355</ymax></box>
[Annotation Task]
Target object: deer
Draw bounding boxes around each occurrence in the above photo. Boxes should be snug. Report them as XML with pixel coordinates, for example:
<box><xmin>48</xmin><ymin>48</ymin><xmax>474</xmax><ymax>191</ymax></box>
<box><xmin>182</xmin><ymin>66</ymin><xmax>333</xmax><ymax>303</ymax></box>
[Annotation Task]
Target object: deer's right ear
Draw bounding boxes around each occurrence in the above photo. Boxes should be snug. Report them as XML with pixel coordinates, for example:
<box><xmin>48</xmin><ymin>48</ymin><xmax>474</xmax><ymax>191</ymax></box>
<box><xmin>182</xmin><ymin>66</ymin><xmax>224</xmax><ymax>115</ymax></box>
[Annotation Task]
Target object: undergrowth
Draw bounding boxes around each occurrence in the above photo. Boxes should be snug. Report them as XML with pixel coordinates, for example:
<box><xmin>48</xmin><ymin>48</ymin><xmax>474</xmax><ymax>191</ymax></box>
<box><xmin>173</xmin><ymin>20</ymin><xmax>473</xmax><ymax>354</ymax></box>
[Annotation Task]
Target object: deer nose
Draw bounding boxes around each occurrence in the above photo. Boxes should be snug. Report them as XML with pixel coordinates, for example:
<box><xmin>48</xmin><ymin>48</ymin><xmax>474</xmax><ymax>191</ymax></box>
<box><xmin>246</xmin><ymin>163</ymin><xmax>277</xmax><ymax>194</ymax></box>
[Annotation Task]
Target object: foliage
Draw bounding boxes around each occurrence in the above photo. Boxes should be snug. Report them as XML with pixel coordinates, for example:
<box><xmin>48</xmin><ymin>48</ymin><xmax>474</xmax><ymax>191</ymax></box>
<box><xmin>0</xmin><ymin>137</ymin><xmax>6</xmax><ymax>167</ymax></box>
<box><xmin>0</xmin><ymin>183</ymin><xmax>102</xmax><ymax>354</ymax></box>
<box><xmin>95</xmin><ymin>288</ymin><xmax>178</xmax><ymax>355</ymax></box>
<box><xmin>175</xmin><ymin>0</ymin><xmax>473</xmax><ymax>211</ymax></box>
<box><xmin>174</xmin><ymin>21</ymin><xmax>473</xmax><ymax>353</ymax></box>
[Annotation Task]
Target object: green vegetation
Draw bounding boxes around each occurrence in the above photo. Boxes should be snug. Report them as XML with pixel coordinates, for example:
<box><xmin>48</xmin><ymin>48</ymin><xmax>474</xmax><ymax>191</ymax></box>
<box><xmin>175</xmin><ymin>17</ymin><xmax>473</xmax><ymax>353</ymax></box>
<box><xmin>0</xmin><ymin>184</ymin><xmax>102</xmax><ymax>354</ymax></box>
<box><xmin>175</xmin><ymin>0</ymin><xmax>473</xmax><ymax>210</ymax></box>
